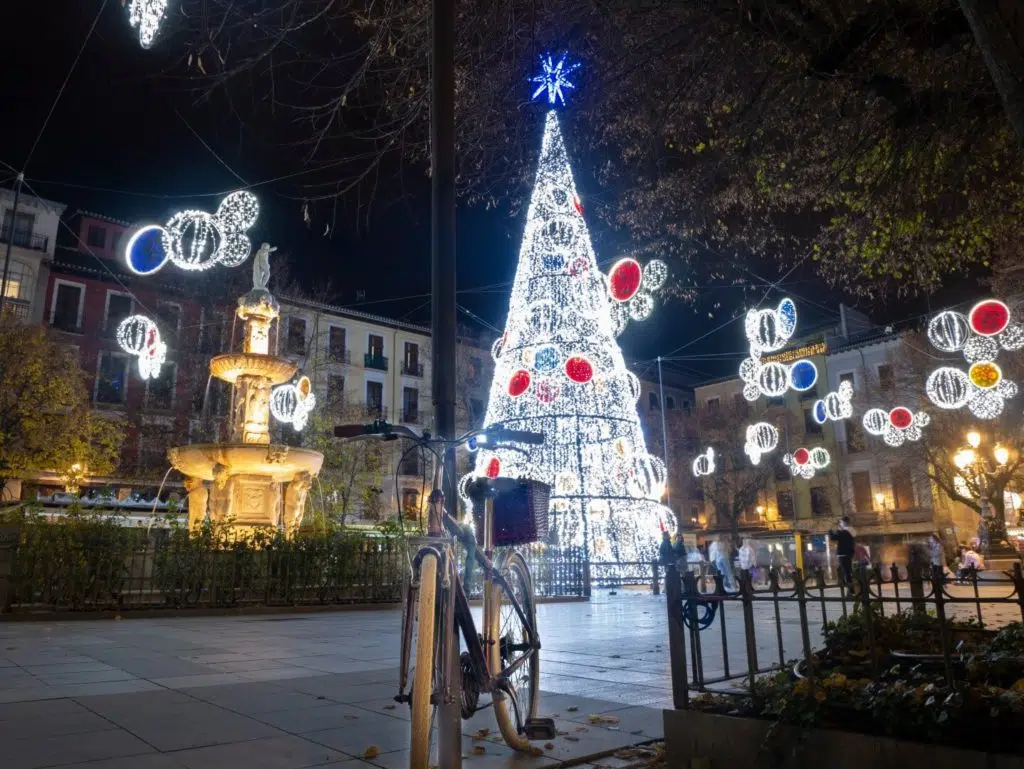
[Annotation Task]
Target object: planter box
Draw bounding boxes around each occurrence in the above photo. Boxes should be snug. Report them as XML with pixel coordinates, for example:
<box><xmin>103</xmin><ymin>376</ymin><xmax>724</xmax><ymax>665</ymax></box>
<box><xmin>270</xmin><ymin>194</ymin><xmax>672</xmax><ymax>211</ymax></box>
<box><xmin>663</xmin><ymin>709</ymin><xmax>1024</xmax><ymax>769</ymax></box>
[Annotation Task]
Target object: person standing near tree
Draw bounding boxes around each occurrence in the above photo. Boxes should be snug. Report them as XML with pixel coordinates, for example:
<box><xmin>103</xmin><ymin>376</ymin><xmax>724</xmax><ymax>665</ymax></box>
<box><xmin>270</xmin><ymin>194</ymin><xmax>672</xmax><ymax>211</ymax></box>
<box><xmin>828</xmin><ymin>517</ymin><xmax>856</xmax><ymax>588</ymax></box>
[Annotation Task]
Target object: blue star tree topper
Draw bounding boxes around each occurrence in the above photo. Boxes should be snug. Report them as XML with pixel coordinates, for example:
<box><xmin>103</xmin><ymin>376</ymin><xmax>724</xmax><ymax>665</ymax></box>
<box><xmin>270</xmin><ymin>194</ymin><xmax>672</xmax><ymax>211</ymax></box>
<box><xmin>531</xmin><ymin>53</ymin><xmax>580</xmax><ymax>106</ymax></box>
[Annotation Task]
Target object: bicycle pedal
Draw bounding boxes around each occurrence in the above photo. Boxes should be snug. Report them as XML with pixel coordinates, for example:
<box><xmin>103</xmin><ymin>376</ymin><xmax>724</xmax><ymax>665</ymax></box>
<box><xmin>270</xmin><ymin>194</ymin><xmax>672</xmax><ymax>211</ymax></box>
<box><xmin>523</xmin><ymin>717</ymin><xmax>556</xmax><ymax>740</ymax></box>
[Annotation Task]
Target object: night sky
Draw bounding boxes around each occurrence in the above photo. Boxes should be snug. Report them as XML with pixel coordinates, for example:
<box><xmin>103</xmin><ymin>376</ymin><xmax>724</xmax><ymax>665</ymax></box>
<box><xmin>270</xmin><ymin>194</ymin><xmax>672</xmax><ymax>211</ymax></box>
<box><xmin>0</xmin><ymin>3</ymin><xmax>980</xmax><ymax>387</ymax></box>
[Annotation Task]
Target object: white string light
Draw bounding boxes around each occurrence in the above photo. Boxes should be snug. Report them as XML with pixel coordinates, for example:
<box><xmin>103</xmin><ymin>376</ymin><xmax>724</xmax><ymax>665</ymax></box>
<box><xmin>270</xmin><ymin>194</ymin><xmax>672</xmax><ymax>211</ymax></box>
<box><xmin>783</xmin><ymin>446</ymin><xmax>830</xmax><ymax>479</ymax></box>
<box><xmin>466</xmin><ymin>107</ymin><xmax>673</xmax><ymax>563</ymax></box>
<box><xmin>744</xmin><ymin>422</ymin><xmax>779</xmax><ymax>465</ymax></box>
<box><xmin>739</xmin><ymin>297</ymin><xmax>818</xmax><ymax>401</ymax></box>
<box><xmin>861</xmin><ymin>406</ymin><xmax>930</xmax><ymax>447</ymax></box>
<box><xmin>127</xmin><ymin>0</ymin><xmax>168</xmax><ymax>49</ymax></box>
<box><xmin>924</xmin><ymin>299</ymin><xmax>1021</xmax><ymax>419</ymax></box>
<box><xmin>606</xmin><ymin>258</ymin><xmax>667</xmax><ymax>334</ymax></box>
<box><xmin>271</xmin><ymin>376</ymin><xmax>317</xmax><ymax>431</ymax></box>
<box><xmin>154</xmin><ymin>191</ymin><xmax>260</xmax><ymax>272</ymax></box>
<box><xmin>692</xmin><ymin>447</ymin><xmax>716</xmax><ymax>477</ymax></box>
<box><xmin>812</xmin><ymin>380</ymin><xmax>853</xmax><ymax>424</ymax></box>
<box><xmin>116</xmin><ymin>315</ymin><xmax>167</xmax><ymax>380</ymax></box>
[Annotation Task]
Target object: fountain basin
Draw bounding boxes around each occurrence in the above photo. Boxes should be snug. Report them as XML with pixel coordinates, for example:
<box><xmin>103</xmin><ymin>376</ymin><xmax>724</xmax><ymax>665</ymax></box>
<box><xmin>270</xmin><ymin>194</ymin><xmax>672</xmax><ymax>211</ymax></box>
<box><xmin>168</xmin><ymin>443</ymin><xmax>324</xmax><ymax>482</ymax></box>
<box><xmin>209</xmin><ymin>353</ymin><xmax>296</xmax><ymax>385</ymax></box>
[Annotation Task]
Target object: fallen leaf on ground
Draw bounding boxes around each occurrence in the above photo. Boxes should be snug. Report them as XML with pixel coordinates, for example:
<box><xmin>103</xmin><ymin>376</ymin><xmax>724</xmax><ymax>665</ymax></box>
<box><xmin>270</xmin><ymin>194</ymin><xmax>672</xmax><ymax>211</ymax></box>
<box><xmin>544</xmin><ymin>743</ymin><xmax>555</xmax><ymax>750</ymax></box>
<box><xmin>383</xmin><ymin>704</ymin><xmax>396</xmax><ymax>710</ymax></box>
<box><xmin>472</xmin><ymin>728</ymin><xmax>490</xmax><ymax>740</ymax></box>
<box><xmin>566</xmin><ymin>706</ymin><xmax>579</xmax><ymax>712</ymax></box>
<box><xmin>575</xmin><ymin>726</ymin><xmax>588</xmax><ymax>732</ymax></box>
<box><xmin>565</xmin><ymin>736</ymin><xmax>580</xmax><ymax>742</ymax></box>
<box><xmin>363</xmin><ymin>746</ymin><xmax>379</xmax><ymax>759</ymax></box>
<box><xmin>587</xmin><ymin>714</ymin><xmax>620</xmax><ymax>725</ymax></box>
<box><xmin>343</xmin><ymin>714</ymin><xmax>359</xmax><ymax>720</ymax></box>
<box><xmin>471</xmin><ymin>745</ymin><xmax>486</xmax><ymax>755</ymax></box>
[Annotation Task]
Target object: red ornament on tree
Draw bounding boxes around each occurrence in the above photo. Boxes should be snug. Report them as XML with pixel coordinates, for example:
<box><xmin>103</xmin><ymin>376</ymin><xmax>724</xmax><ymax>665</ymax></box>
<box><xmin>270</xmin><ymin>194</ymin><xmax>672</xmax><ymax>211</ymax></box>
<box><xmin>573</xmin><ymin>196</ymin><xmax>583</xmax><ymax>215</ymax></box>
<box><xmin>888</xmin><ymin>407</ymin><xmax>913</xmax><ymax>429</ymax></box>
<box><xmin>968</xmin><ymin>299</ymin><xmax>1010</xmax><ymax>336</ymax></box>
<box><xmin>565</xmin><ymin>355</ymin><xmax>594</xmax><ymax>383</ymax></box>
<box><xmin>608</xmin><ymin>258</ymin><xmax>642</xmax><ymax>302</ymax></box>
<box><xmin>508</xmin><ymin>369</ymin><xmax>531</xmax><ymax>397</ymax></box>
<box><xmin>793</xmin><ymin>447</ymin><xmax>810</xmax><ymax>465</ymax></box>
<box><xmin>535</xmin><ymin>378</ymin><xmax>561</xmax><ymax>403</ymax></box>
<box><xmin>485</xmin><ymin>457</ymin><xmax>501</xmax><ymax>478</ymax></box>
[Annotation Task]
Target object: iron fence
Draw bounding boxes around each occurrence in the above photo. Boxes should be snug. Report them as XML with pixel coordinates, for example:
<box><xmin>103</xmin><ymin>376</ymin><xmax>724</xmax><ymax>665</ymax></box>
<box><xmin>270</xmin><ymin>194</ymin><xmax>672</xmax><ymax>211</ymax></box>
<box><xmin>664</xmin><ymin>562</ymin><xmax>1024</xmax><ymax>708</ymax></box>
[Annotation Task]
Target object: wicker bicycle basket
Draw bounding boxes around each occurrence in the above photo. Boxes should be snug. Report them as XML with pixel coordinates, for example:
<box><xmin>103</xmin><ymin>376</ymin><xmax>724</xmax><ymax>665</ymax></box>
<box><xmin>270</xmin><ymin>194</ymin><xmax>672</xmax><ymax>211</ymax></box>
<box><xmin>468</xmin><ymin>477</ymin><xmax>550</xmax><ymax>548</ymax></box>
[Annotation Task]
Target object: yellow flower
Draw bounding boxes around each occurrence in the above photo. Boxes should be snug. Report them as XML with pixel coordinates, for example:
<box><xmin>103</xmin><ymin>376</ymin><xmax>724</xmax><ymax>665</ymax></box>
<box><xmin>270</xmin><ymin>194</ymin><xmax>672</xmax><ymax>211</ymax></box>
<box><xmin>1011</xmin><ymin>678</ymin><xmax>1024</xmax><ymax>693</ymax></box>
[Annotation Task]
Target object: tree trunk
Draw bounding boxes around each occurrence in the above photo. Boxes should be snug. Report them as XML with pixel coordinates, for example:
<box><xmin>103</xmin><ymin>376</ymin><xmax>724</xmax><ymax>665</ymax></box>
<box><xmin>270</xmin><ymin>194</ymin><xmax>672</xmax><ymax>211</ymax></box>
<box><xmin>958</xmin><ymin>0</ymin><xmax>1024</xmax><ymax>144</ymax></box>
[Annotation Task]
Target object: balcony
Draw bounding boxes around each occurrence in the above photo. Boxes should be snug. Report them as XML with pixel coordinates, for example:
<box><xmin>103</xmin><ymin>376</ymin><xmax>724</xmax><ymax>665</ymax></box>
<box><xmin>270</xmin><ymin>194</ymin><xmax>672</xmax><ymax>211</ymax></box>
<box><xmin>401</xmin><ymin>410</ymin><xmax>419</xmax><ymax>424</ymax></box>
<box><xmin>364</xmin><ymin>404</ymin><xmax>388</xmax><ymax>419</ymax></box>
<box><xmin>329</xmin><ymin>348</ymin><xmax>351</xmax><ymax>364</ymax></box>
<box><xmin>364</xmin><ymin>353</ymin><xmax>388</xmax><ymax>371</ymax></box>
<box><xmin>0</xmin><ymin>299</ymin><xmax>30</xmax><ymax>321</ymax></box>
<box><xmin>401</xmin><ymin>361</ymin><xmax>424</xmax><ymax>377</ymax></box>
<box><xmin>0</xmin><ymin>227</ymin><xmax>48</xmax><ymax>252</ymax></box>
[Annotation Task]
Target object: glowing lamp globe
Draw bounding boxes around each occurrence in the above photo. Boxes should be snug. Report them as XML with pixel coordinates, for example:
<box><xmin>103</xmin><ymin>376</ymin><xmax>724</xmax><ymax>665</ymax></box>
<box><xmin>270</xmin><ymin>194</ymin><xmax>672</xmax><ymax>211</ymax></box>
<box><xmin>608</xmin><ymin>258</ymin><xmax>643</xmax><ymax>302</ymax></box>
<box><xmin>969</xmin><ymin>361</ymin><xmax>1002</xmax><ymax>389</ymax></box>
<box><xmin>508</xmin><ymin>370</ymin><xmax>532</xmax><ymax>397</ymax></box>
<box><xmin>789</xmin><ymin>360</ymin><xmax>818</xmax><ymax>391</ymax></box>
<box><xmin>969</xmin><ymin>300</ymin><xmax>1010</xmax><ymax>336</ymax></box>
<box><xmin>565</xmin><ymin>355</ymin><xmax>594</xmax><ymax>383</ymax></box>
<box><xmin>792</xmin><ymin>447</ymin><xmax>810</xmax><ymax>465</ymax></box>
<box><xmin>125</xmin><ymin>225</ymin><xmax>169</xmax><ymax>275</ymax></box>
<box><xmin>889</xmin><ymin>407</ymin><xmax>914</xmax><ymax>429</ymax></box>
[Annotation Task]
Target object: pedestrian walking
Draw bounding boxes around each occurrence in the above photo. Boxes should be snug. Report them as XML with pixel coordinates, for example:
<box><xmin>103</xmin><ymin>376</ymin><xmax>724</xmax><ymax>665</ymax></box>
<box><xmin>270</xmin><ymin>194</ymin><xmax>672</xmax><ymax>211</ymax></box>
<box><xmin>708</xmin><ymin>537</ymin><xmax>736</xmax><ymax>591</ymax></box>
<box><xmin>828</xmin><ymin>516</ymin><xmax>856</xmax><ymax>588</ymax></box>
<box><xmin>658</xmin><ymin>529</ymin><xmax>675</xmax><ymax>594</ymax></box>
<box><xmin>738</xmin><ymin>538</ymin><xmax>756</xmax><ymax>583</ymax></box>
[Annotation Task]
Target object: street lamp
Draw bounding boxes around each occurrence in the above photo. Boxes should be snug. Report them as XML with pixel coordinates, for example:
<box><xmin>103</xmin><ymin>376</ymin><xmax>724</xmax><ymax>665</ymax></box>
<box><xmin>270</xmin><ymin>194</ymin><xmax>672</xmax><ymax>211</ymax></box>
<box><xmin>952</xmin><ymin>430</ymin><xmax>1017</xmax><ymax>563</ymax></box>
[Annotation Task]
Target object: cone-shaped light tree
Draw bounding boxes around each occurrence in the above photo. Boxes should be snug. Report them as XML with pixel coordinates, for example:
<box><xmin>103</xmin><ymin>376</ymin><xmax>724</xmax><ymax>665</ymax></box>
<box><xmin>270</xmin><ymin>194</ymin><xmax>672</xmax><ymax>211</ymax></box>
<box><xmin>468</xmin><ymin>62</ymin><xmax>675</xmax><ymax>562</ymax></box>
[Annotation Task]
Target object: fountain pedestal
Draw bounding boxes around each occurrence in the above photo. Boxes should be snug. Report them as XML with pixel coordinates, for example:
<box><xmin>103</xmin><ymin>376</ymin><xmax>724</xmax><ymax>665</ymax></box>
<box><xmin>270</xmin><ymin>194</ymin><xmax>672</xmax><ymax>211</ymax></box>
<box><xmin>168</xmin><ymin>282</ymin><xmax>323</xmax><ymax>534</ymax></box>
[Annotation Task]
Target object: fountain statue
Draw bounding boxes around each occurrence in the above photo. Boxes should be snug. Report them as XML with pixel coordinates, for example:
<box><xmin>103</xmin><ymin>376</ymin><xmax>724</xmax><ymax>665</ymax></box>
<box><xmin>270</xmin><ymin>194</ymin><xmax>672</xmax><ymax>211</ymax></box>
<box><xmin>168</xmin><ymin>244</ymin><xmax>324</xmax><ymax>534</ymax></box>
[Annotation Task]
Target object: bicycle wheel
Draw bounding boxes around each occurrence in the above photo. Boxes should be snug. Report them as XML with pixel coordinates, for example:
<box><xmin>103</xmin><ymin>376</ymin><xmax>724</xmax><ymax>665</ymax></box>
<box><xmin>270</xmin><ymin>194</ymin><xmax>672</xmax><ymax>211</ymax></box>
<box><xmin>486</xmin><ymin>550</ymin><xmax>540</xmax><ymax>751</ymax></box>
<box><xmin>409</xmin><ymin>553</ymin><xmax>440</xmax><ymax>768</ymax></box>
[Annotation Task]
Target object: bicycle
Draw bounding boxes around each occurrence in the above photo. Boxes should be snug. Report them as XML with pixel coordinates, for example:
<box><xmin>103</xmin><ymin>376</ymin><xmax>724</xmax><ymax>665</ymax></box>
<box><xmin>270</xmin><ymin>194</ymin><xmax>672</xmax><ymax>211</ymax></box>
<box><xmin>334</xmin><ymin>420</ymin><xmax>556</xmax><ymax>767</ymax></box>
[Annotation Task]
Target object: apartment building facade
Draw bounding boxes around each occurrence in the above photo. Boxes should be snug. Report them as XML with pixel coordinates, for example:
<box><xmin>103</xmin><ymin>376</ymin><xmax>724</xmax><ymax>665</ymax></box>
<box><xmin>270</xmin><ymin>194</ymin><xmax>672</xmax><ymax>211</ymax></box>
<box><xmin>0</xmin><ymin>187</ymin><xmax>65</xmax><ymax>323</ymax></box>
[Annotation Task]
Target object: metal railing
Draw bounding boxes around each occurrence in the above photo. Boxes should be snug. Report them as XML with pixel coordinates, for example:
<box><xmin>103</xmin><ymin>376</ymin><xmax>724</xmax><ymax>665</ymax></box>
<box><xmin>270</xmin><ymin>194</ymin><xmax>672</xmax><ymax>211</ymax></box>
<box><xmin>364</xmin><ymin>353</ymin><xmax>388</xmax><ymax>370</ymax></box>
<box><xmin>664</xmin><ymin>562</ymin><xmax>1024</xmax><ymax>708</ymax></box>
<box><xmin>329</xmin><ymin>348</ymin><xmax>351</xmax><ymax>364</ymax></box>
<box><xmin>401</xmin><ymin>361</ymin><xmax>424</xmax><ymax>376</ymax></box>
<box><xmin>0</xmin><ymin>227</ymin><xmax>47</xmax><ymax>251</ymax></box>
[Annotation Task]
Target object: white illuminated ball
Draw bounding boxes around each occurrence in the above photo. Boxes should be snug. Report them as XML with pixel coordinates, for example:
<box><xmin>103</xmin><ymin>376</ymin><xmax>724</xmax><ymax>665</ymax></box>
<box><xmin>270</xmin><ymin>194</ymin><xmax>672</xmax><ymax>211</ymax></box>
<box><xmin>927</xmin><ymin>310</ymin><xmax>970</xmax><ymax>352</ymax></box>
<box><xmin>862</xmin><ymin>408</ymin><xmax>888</xmax><ymax>436</ymax></box>
<box><xmin>758</xmin><ymin>362</ymin><xmax>789</xmax><ymax>397</ymax></box>
<box><xmin>744</xmin><ymin>422</ymin><xmax>779</xmax><ymax>465</ymax></box>
<box><xmin>926</xmin><ymin>367</ymin><xmax>972</xmax><ymax>410</ymax></box>
<box><xmin>271</xmin><ymin>376</ymin><xmax>317</xmax><ymax>430</ymax></box>
<box><xmin>692</xmin><ymin>447</ymin><xmax>715</xmax><ymax>477</ymax></box>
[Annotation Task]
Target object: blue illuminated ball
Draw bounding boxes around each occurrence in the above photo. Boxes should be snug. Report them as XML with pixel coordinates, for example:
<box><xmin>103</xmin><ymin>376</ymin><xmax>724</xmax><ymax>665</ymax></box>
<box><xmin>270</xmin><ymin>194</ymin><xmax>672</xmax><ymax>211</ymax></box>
<box><xmin>813</xmin><ymin>400</ymin><xmax>827</xmax><ymax>424</ymax></box>
<box><xmin>789</xmin><ymin>360</ymin><xmax>818</xmax><ymax>391</ymax></box>
<box><xmin>533</xmin><ymin>345</ymin><xmax>560</xmax><ymax>373</ymax></box>
<box><xmin>125</xmin><ymin>225</ymin><xmax>169</xmax><ymax>275</ymax></box>
<box><xmin>542</xmin><ymin>254</ymin><xmax>565</xmax><ymax>271</ymax></box>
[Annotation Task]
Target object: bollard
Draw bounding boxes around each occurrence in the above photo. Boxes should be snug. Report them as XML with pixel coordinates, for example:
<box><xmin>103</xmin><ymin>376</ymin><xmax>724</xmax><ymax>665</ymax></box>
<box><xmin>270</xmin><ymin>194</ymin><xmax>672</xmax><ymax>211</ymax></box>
<box><xmin>907</xmin><ymin>558</ymin><xmax>926</xmax><ymax>615</ymax></box>
<box><xmin>739</xmin><ymin>569</ymin><xmax>758</xmax><ymax>688</ymax></box>
<box><xmin>652</xmin><ymin>562</ymin><xmax>661</xmax><ymax>596</ymax></box>
<box><xmin>664</xmin><ymin>565</ymin><xmax>689</xmax><ymax>708</ymax></box>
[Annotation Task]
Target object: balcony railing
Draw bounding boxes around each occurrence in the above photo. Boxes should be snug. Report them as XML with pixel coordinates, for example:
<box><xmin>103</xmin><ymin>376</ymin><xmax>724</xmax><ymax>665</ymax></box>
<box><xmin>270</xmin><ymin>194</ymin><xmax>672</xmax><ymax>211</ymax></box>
<box><xmin>0</xmin><ymin>299</ymin><xmax>30</xmax><ymax>320</ymax></box>
<box><xmin>329</xmin><ymin>348</ymin><xmax>351</xmax><ymax>364</ymax></box>
<box><xmin>364</xmin><ymin>353</ymin><xmax>388</xmax><ymax>371</ymax></box>
<box><xmin>0</xmin><ymin>227</ymin><xmax>48</xmax><ymax>252</ymax></box>
<box><xmin>364</xmin><ymin>404</ymin><xmax>388</xmax><ymax>419</ymax></box>
<box><xmin>401</xmin><ymin>410</ymin><xmax>419</xmax><ymax>424</ymax></box>
<box><xmin>50</xmin><ymin>315</ymin><xmax>83</xmax><ymax>334</ymax></box>
<box><xmin>401</xmin><ymin>361</ymin><xmax>424</xmax><ymax>377</ymax></box>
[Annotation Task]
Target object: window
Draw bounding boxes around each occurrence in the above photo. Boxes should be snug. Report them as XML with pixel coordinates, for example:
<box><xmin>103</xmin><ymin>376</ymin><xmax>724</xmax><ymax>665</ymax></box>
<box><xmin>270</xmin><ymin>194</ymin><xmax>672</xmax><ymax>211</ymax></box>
<box><xmin>877</xmin><ymin>364</ymin><xmax>894</xmax><ymax>393</ymax></box>
<box><xmin>774</xmin><ymin>458</ymin><xmax>790</xmax><ymax>482</ymax></box>
<box><xmin>2</xmin><ymin>210</ymin><xmax>34</xmax><ymax>239</ymax></box>
<box><xmin>328</xmin><ymin>327</ymin><xmax>346</xmax><ymax>361</ymax></box>
<box><xmin>706</xmin><ymin>397</ymin><xmax>720</xmax><ymax>413</ymax></box>
<box><xmin>1</xmin><ymin>261</ymin><xmax>31</xmax><ymax>302</ymax></box>
<box><xmin>810</xmin><ymin>487</ymin><xmax>832</xmax><ymax>517</ymax></box>
<box><xmin>328</xmin><ymin>375</ymin><xmax>345</xmax><ymax>404</ymax></box>
<box><xmin>804</xmin><ymin>407</ymin><xmax>822</xmax><ymax>435</ymax></box>
<box><xmin>891</xmin><ymin>465</ymin><xmax>916</xmax><ymax>511</ymax></box>
<box><xmin>401</xmin><ymin>488</ymin><xmax>421</xmax><ymax>517</ymax></box>
<box><xmin>51</xmin><ymin>282</ymin><xmax>83</xmax><ymax>331</ymax></box>
<box><xmin>469</xmin><ymin>398</ymin><xmax>484</xmax><ymax>427</ymax></box>
<box><xmin>851</xmin><ymin>471</ymin><xmax>873</xmax><ymax>513</ymax></box>
<box><xmin>666</xmin><ymin>395</ymin><xmax>676</xmax><ymax>410</ymax></box>
<box><xmin>96</xmin><ymin>352</ymin><xmax>129</xmax><ymax>404</ymax></box>
<box><xmin>368</xmin><ymin>334</ymin><xmax>384</xmax><ymax>358</ymax></box>
<box><xmin>839</xmin><ymin>372</ymin><xmax>855</xmax><ymax>388</ymax></box>
<box><xmin>399</xmin><ymin>452</ymin><xmax>422</xmax><ymax>476</ymax></box>
<box><xmin>776</xmin><ymin>490</ymin><xmax>794</xmax><ymax>519</ymax></box>
<box><xmin>110</xmin><ymin>231</ymin><xmax>123</xmax><ymax>254</ymax></box>
<box><xmin>844</xmin><ymin>419</ymin><xmax>865</xmax><ymax>453</ymax></box>
<box><xmin>155</xmin><ymin>302</ymin><xmax>181</xmax><ymax>335</ymax></box>
<box><xmin>286</xmin><ymin>317</ymin><xmax>307</xmax><ymax>355</ymax></box>
<box><xmin>402</xmin><ymin>387</ymin><xmax>419</xmax><ymax>422</ymax></box>
<box><xmin>86</xmin><ymin>224</ymin><xmax>106</xmax><ymax>248</ymax></box>
<box><xmin>199</xmin><ymin>312</ymin><xmax>224</xmax><ymax>354</ymax></box>
<box><xmin>733</xmin><ymin>392</ymin><xmax>748</xmax><ymax>416</ymax></box>
<box><xmin>403</xmin><ymin>342</ymin><xmax>421</xmax><ymax>375</ymax></box>
<box><xmin>146</xmin><ymin>364</ymin><xmax>176</xmax><ymax>410</ymax></box>
<box><xmin>467</xmin><ymin>356</ymin><xmax>483</xmax><ymax>382</ymax></box>
<box><xmin>138</xmin><ymin>423</ymin><xmax>174</xmax><ymax>472</ymax></box>
<box><xmin>105</xmin><ymin>292</ymin><xmax>133</xmax><ymax>331</ymax></box>
<box><xmin>649</xmin><ymin>392</ymin><xmax>660</xmax><ymax>411</ymax></box>
<box><xmin>366</xmin><ymin>380</ymin><xmax>383</xmax><ymax>415</ymax></box>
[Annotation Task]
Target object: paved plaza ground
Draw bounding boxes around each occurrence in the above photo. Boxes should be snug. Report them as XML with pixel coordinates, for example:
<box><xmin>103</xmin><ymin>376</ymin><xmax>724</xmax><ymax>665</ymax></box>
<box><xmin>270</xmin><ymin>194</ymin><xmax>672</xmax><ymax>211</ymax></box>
<box><xmin>0</xmin><ymin>583</ymin><xmax>1019</xmax><ymax>769</ymax></box>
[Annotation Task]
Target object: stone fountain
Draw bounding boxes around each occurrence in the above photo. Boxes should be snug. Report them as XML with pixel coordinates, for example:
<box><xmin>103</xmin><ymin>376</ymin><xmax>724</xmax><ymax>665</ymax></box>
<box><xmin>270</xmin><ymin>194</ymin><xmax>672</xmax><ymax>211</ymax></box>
<box><xmin>168</xmin><ymin>244</ymin><xmax>324</xmax><ymax>534</ymax></box>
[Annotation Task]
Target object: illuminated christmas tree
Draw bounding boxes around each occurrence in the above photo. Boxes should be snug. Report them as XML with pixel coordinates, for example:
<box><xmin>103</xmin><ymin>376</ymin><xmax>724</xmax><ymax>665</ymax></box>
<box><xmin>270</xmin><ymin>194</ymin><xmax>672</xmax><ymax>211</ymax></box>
<box><xmin>469</xmin><ymin>68</ymin><xmax>674</xmax><ymax>562</ymax></box>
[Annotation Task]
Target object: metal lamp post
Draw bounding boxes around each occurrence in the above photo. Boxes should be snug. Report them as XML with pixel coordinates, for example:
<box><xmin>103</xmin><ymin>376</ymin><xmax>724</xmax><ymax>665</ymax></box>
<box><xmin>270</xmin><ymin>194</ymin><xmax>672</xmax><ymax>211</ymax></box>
<box><xmin>952</xmin><ymin>430</ymin><xmax>1018</xmax><ymax>564</ymax></box>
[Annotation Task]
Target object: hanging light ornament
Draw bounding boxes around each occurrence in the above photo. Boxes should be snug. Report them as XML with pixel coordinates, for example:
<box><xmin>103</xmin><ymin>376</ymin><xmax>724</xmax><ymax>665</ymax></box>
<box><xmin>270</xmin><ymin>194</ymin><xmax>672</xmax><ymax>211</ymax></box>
<box><xmin>116</xmin><ymin>315</ymin><xmax>167</xmax><ymax>380</ymax></box>
<box><xmin>127</xmin><ymin>0</ymin><xmax>169</xmax><ymax>49</ymax></box>
<box><xmin>738</xmin><ymin>297</ymin><xmax>818</xmax><ymax>401</ymax></box>
<box><xmin>124</xmin><ymin>191</ymin><xmax>260</xmax><ymax>275</ymax></box>
<box><xmin>812</xmin><ymin>380</ymin><xmax>854</xmax><ymax>424</ymax></box>
<box><xmin>861</xmin><ymin>406</ymin><xmax>930</xmax><ymax>447</ymax></box>
<box><xmin>692</xmin><ymin>447</ymin><xmax>716</xmax><ymax>477</ymax></box>
<box><xmin>783</xmin><ymin>446</ymin><xmax>830</xmax><ymax>479</ymax></box>
<box><xmin>605</xmin><ymin>257</ymin><xmax>668</xmax><ymax>335</ymax></box>
<box><xmin>270</xmin><ymin>376</ymin><xmax>317</xmax><ymax>431</ymax></box>
<box><xmin>744</xmin><ymin>422</ymin><xmax>779</xmax><ymax>465</ymax></box>
<box><xmin>924</xmin><ymin>299</ymin><xmax>1023</xmax><ymax>419</ymax></box>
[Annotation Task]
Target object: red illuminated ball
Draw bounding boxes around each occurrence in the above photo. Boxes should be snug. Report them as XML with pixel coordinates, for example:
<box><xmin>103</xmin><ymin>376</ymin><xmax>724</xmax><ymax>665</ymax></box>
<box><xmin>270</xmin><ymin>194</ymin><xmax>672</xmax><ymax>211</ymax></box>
<box><xmin>969</xmin><ymin>300</ymin><xmax>1010</xmax><ymax>336</ymax></box>
<box><xmin>889</xmin><ymin>407</ymin><xmax>913</xmax><ymax>429</ymax></box>
<box><xmin>793</xmin><ymin>448</ymin><xmax>810</xmax><ymax>465</ymax></box>
<box><xmin>565</xmin><ymin>356</ymin><xmax>594</xmax><ymax>383</ymax></box>
<box><xmin>485</xmin><ymin>457</ymin><xmax>501</xmax><ymax>479</ymax></box>
<box><xmin>608</xmin><ymin>258</ymin><xmax>643</xmax><ymax>302</ymax></box>
<box><xmin>508</xmin><ymin>370</ymin><xmax>531</xmax><ymax>397</ymax></box>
